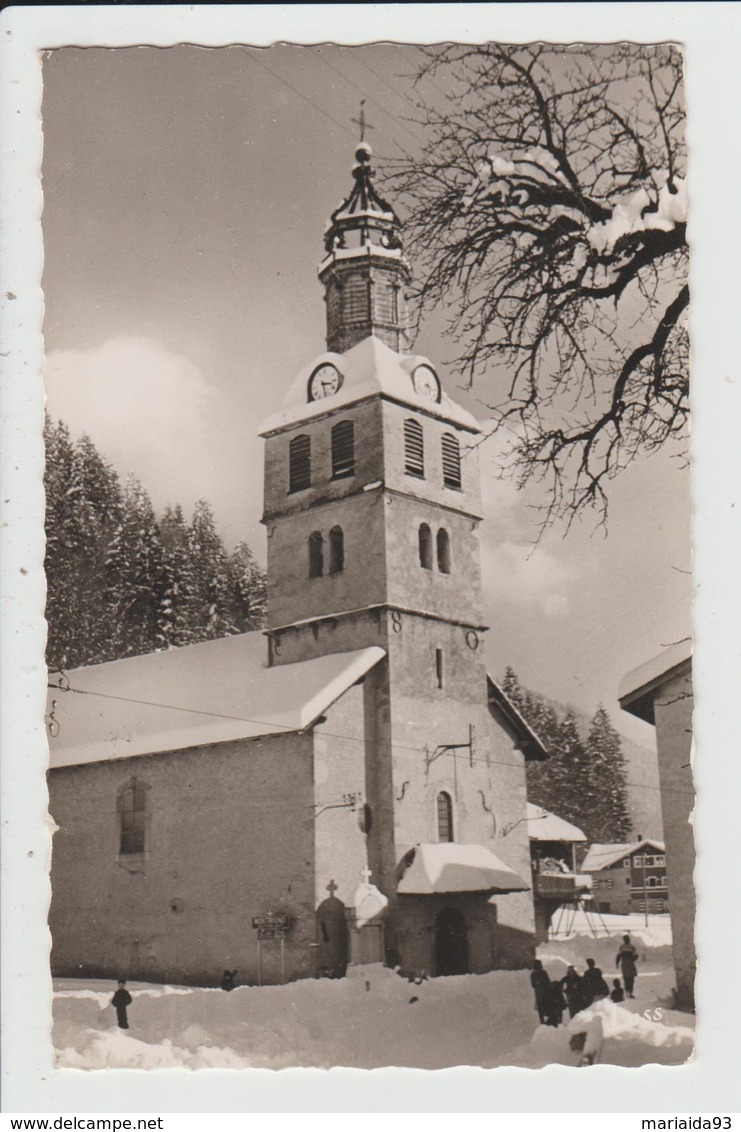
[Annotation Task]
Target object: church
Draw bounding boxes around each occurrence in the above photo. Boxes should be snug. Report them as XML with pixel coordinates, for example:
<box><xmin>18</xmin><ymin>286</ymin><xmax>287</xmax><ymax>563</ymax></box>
<box><xmin>46</xmin><ymin>142</ymin><xmax>548</xmax><ymax>986</ymax></box>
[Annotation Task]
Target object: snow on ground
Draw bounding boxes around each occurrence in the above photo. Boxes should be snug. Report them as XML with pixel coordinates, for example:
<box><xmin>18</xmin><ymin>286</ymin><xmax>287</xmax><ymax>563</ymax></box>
<box><xmin>53</xmin><ymin>917</ymin><xmax>693</xmax><ymax>1071</ymax></box>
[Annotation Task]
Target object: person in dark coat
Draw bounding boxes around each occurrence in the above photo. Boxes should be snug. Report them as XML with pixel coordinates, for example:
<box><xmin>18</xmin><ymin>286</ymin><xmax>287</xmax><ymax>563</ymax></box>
<box><xmin>530</xmin><ymin>959</ymin><xmax>550</xmax><ymax>1024</ymax></box>
<box><xmin>544</xmin><ymin>979</ymin><xmax>567</xmax><ymax>1027</ymax></box>
<box><xmin>560</xmin><ymin>965</ymin><xmax>584</xmax><ymax>1018</ymax></box>
<box><xmin>610</xmin><ymin>978</ymin><xmax>625</xmax><ymax>1003</ymax></box>
<box><xmin>616</xmin><ymin>934</ymin><xmax>639</xmax><ymax>998</ymax></box>
<box><xmin>221</xmin><ymin>969</ymin><xmax>238</xmax><ymax>991</ymax></box>
<box><xmin>581</xmin><ymin>958</ymin><xmax>609</xmax><ymax>1006</ymax></box>
<box><xmin>111</xmin><ymin>980</ymin><xmax>132</xmax><ymax>1029</ymax></box>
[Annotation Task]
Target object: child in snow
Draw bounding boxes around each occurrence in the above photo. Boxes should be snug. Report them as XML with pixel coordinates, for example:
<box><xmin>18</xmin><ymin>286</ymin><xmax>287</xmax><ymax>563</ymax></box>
<box><xmin>610</xmin><ymin>978</ymin><xmax>625</xmax><ymax>1003</ymax></box>
<box><xmin>221</xmin><ymin>969</ymin><xmax>238</xmax><ymax>991</ymax></box>
<box><xmin>111</xmin><ymin>980</ymin><xmax>132</xmax><ymax>1029</ymax></box>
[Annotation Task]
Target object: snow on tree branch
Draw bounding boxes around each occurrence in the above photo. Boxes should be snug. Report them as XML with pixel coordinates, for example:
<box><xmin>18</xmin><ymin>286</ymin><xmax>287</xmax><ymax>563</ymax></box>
<box><xmin>388</xmin><ymin>43</ymin><xmax>688</xmax><ymax>528</ymax></box>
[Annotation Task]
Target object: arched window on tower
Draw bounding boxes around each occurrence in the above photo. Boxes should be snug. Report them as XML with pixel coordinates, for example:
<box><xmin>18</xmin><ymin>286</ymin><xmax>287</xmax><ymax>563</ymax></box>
<box><xmin>418</xmin><ymin>523</ymin><xmax>433</xmax><ymax>570</ymax></box>
<box><xmin>441</xmin><ymin>433</ymin><xmax>462</xmax><ymax>490</ymax></box>
<box><xmin>437</xmin><ymin>791</ymin><xmax>454</xmax><ymax>843</ymax></box>
<box><xmin>404</xmin><ymin>419</ymin><xmax>425</xmax><ymax>478</ymax></box>
<box><xmin>288</xmin><ymin>434</ymin><xmax>311</xmax><ymax>493</ymax></box>
<box><xmin>118</xmin><ymin>779</ymin><xmax>148</xmax><ymax>855</ymax></box>
<box><xmin>329</xmin><ymin>526</ymin><xmax>344</xmax><ymax>574</ymax></box>
<box><xmin>308</xmin><ymin>531</ymin><xmax>324</xmax><ymax>578</ymax></box>
<box><xmin>331</xmin><ymin>420</ymin><xmax>355</xmax><ymax>479</ymax></box>
<box><xmin>437</xmin><ymin>528</ymin><xmax>451</xmax><ymax>574</ymax></box>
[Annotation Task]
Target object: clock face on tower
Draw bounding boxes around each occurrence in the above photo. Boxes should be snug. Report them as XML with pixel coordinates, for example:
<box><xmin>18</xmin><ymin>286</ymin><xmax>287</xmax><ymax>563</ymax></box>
<box><xmin>412</xmin><ymin>364</ymin><xmax>440</xmax><ymax>402</ymax></box>
<box><xmin>308</xmin><ymin>363</ymin><xmax>343</xmax><ymax>401</ymax></box>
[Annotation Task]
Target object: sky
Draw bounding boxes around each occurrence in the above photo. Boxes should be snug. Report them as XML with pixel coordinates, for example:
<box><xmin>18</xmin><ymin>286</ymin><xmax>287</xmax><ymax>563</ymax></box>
<box><xmin>40</xmin><ymin>43</ymin><xmax>692</xmax><ymax>748</ymax></box>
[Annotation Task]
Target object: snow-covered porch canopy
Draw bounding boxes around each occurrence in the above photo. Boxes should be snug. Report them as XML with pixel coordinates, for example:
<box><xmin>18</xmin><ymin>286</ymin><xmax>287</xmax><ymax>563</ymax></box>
<box><xmin>526</xmin><ymin>803</ymin><xmax>587</xmax><ymax>843</ymax></box>
<box><xmin>397</xmin><ymin>844</ymin><xmax>530</xmax><ymax>895</ymax></box>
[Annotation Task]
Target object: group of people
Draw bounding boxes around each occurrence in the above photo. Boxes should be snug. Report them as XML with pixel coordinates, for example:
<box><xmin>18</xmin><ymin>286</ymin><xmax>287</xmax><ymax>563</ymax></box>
<box><xmin>530</xmin><ymin>935</ymin><xmax>640</xmax><ymax>1028</ymax></box>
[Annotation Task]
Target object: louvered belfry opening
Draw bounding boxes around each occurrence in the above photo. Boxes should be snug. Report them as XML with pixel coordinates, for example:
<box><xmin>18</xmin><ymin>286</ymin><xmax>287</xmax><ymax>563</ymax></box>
<box><xmin>404</xmin><ymin>418</ymin><xmax>425</xmax><ymax>478</ymax></box>
<box><xmin>442</xmin><ymin>433</ymin><xmax>462</xmax><ymax>489</ymax></box>
<box><xmin>331</xmin><ymin>420</ymin><xmax>355</xmax><ymax>479</ymax></box>
<box><xmin>289</xmin><ymin>434</ymin><xmax>311</xmax><ymax>493</ymax></box>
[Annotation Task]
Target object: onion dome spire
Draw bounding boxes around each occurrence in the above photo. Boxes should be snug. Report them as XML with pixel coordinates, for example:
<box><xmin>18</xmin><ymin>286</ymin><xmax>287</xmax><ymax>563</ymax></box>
<box><xmin>319</xmin><ymin>141</ymin><xmax>411</xmax><ymax>355</ymax></box>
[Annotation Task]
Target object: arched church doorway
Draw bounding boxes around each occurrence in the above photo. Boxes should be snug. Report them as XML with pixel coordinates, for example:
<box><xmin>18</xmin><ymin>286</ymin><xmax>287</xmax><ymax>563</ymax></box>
<box><xmin>434</xmin><ymin>907</ymin><xmax>469</xmax><ymax>976</ymax></box>
<box><xmin>315</xmin><ymin>891</ymin><xmax>349</xmax><ymax>979</ymax></box>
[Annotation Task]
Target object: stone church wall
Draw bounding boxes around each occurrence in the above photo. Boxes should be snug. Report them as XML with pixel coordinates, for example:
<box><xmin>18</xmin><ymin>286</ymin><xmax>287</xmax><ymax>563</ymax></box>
<box><xmin>48</xmin><ymin>731</ymin><xmax>316</xmax><ymax>986</ymax></box>
<box><xmin>267</xmin><ymin>489</ymin><xmax>388</xmax><ymax>632</ymax></box>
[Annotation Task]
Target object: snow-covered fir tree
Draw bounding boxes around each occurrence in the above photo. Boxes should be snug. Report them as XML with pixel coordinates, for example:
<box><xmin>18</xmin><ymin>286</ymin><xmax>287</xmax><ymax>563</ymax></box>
<box><xmin>505</xmin><ymin>666</ymin><xmax>632</xmax><ymax>842</ymax></box>
<box><xmin>185</xmin><ymin>499</ymin><xmax>234</xmax><ymax>640</ymax></box>
<box><xmin>228</xmin><ymin>539</ymin><xmax>267</xmax><ymax>631</ymax></box>
<box><xmin>44</xmin><ymin>420</ymin><xmax>267</xmax><ymax>669</ymax></box>
<box><xmin>585</xmin><ymin>705</ymin><xmax>632</xmax><ymax>841</ymax></box>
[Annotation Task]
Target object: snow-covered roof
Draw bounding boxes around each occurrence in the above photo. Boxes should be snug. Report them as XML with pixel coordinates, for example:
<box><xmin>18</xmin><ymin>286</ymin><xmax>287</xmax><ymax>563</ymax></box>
<box><xmin>619</xmin><ymin>639</ymin><xmax>692</xmax><ymax>724</ymax></box>
<box><xmin>486</xmin><ymin>677</ymin><xmax>550</xmax><ymax>761</ymax></box>
<box><xmin>259</xmin><ymin>335</ymin><xmax>480</xmax><ymax>436</ymax></box>
<box><xmin>580</xmin><ymin>839</ymin><xmax>666</xmax><ymax>873</ymax></box>
<box><xmin>526</xmin><ymin>803</ymin><xmax>587</xmax><ymax>843</ymax></box>
<box><xmin>47</xmin><ymin>633</ymin><xmax>385</xmax><ymax>769</ymax></box>
<box><xmin>397</xmin><ymin>843</ymin><xmax>530</xmax><ymax>895</ymax></box>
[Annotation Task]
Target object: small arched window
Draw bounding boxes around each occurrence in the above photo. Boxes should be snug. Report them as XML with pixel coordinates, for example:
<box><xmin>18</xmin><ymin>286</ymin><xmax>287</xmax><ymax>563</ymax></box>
<box><xmin>437</xmin><ymin>528</ymin><xmax>451</xmax><ymax>574</ymax></box>
<box><xmin>118</xmin><ymin>779</ymin><xmax>147</xmax><ymax>855</ymax></box>
<box><xmin>289</xmin><ymin>434</ymin><xmax>311</xmax><ymax>493</ymax></box>
<box><xmin>404</xmin><ymin>419</ymin><xmax>425</xmax><ymax>478</ymax></box>
<box><xmin>437</xmin><ymin>792</ymin><xmax>454</xmax><ymax>843</ymax></box>
<box><xmin>331</xmin><ymin>420</ymin><xmax>355</xmax><ymax>479</ymax></box>
<box><xmin>441</xmin><ymin>433</ymin><xmax>462</xmax><ymax>490</ymax></box>
<box><xmin>308</xmin><ymin>531</ymin><xmax>324</xmax><ymax>578</ymax></box>
<box><xmin>418</xmin><ymin>523</ymin><xmax>433</xmax><ymax>570</ymax></box>
<box><xmin>329</xmin><ymin>526</ymin><xmax>344</xmax><ymax>574</ymax></box>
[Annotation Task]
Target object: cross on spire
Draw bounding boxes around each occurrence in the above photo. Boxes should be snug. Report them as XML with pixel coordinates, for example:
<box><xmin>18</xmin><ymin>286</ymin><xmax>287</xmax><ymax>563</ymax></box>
<box><xmin>351</xmin><ymin>100</ymin><xmax>374</xmax><ymax>144</ymax></box>
<box><xmin>360</xmin><ymin>864</ymin><xmax>372</xmax><ymax>885</ymax></box>
<box><xmin>326</xmin><ymin>878</ymin><xmax>339</xmax><ymax>896</ymax></box>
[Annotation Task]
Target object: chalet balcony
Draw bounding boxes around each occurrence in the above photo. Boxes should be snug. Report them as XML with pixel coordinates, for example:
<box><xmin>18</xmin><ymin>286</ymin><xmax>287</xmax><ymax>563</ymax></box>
<box><xmin>533</xmin><ymin>872</ymin><xmax>591</xmax><ymax>901</ymax></box>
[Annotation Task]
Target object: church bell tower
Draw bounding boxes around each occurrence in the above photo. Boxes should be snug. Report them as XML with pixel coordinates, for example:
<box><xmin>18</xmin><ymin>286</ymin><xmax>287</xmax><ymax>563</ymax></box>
<box><xmin>259</xmin><ymin>142</ymin><xmax>534</xmax><ymax>972</ymax></box>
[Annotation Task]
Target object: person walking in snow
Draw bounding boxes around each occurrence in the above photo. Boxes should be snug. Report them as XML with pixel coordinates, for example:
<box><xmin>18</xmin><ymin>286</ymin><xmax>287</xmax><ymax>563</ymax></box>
<box><xmin>581</xmin><ymin>958</ymin><xmax>609</xmax><ymax>1006</ymax></box>
<box><xmin>560</xmin><ymin>965</ymin><xmax>584</xmax><ymax>1018</ymax></box>
<box><xmin>111</xmin><ymin>980</ymin><xmax>132</xmax><ymax>1029</ymax></box>
<box><xmin>544</xmin><ymin>979</ymin><xmax>567</xmax><ymax>1027</ymax></box>
<box><xmin>530</xmin><ymin>959</ymin><xmax>550</xmax><ymax>1024</ymax></box>
<box><xmin>610</xmin><ymin>978</ymin><xmax>625</xmax><ymax>1003</ymax></box>
<box><xmin>616</xmin><ymin>934</ymin><xmax>639</xmax><ymax>998</ymax></box>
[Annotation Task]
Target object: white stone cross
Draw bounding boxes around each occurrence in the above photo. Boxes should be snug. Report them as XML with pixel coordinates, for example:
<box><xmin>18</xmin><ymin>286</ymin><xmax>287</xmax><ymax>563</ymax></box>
<box><xmin>360</xmin><ymin>865</ymin><xmax>373</xmax><ymax>885</ymax></box>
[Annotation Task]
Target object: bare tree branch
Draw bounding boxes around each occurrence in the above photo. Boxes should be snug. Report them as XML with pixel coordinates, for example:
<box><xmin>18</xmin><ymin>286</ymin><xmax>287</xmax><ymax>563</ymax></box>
<box><xmin>387</xmin><ymin>44</ymin><xmax>688</xmax><ymax>527</ymax></box>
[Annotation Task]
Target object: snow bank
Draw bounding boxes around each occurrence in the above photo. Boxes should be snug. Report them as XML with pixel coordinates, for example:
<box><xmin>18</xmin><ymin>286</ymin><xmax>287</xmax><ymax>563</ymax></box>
<box><xmin>53</xmin><ymin>946</ymin><xmax>693</xmax><ymax>1071</ymax></box>
<box><xmin>510</xmin><ymin>999</ymin><xmax>694</xmax><ymax>1069</ymax></box>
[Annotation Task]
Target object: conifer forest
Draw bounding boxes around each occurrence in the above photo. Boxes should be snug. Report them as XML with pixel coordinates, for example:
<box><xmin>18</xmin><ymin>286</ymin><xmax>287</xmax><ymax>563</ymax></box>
<box><xmin>44</xmin><ymin>417</ymin><xmax>267</xmax><ymax>672</ymax></box>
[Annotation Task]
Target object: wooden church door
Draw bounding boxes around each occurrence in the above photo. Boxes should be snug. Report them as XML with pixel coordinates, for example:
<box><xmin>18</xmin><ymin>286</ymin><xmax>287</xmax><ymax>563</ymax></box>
<box><xmin>434</xmin><ymin>907</ymin><xmax>469</xmax><ymax>976</ymax></box>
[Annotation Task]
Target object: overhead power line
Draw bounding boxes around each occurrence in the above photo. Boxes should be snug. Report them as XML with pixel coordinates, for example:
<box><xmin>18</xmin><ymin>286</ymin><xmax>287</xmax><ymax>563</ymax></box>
<box><xmin>47</xmin><ymin>678</ymin><xmax>695</xmax><ymax>800</ymax></box>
